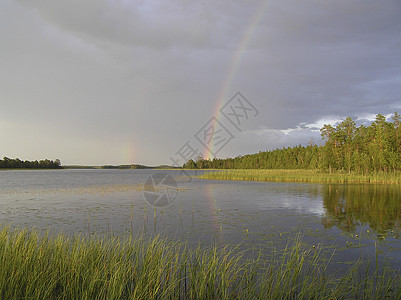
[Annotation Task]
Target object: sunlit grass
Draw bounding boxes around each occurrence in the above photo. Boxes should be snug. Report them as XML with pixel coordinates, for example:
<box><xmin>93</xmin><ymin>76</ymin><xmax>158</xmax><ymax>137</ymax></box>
<box><xmin>0</xmin><ymin>226</ymin><xmax>400</xmax><ymax>299</ymax></box>
<box><xmin>198</xmin><ymin>169</ymin><xmax>401</xmax><ymax>184</ymax></box>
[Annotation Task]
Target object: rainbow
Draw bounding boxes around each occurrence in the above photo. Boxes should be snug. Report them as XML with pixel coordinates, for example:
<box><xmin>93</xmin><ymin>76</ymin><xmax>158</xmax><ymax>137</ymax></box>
<box><xmin>122</xmin><ymin>141</ymin><xmax>136</xmax><ymax>165</ymax></box>
<box><xmin>203</xmin><ymin>0</ymin><xmax>270</xmax><ymax>159</ymax></box>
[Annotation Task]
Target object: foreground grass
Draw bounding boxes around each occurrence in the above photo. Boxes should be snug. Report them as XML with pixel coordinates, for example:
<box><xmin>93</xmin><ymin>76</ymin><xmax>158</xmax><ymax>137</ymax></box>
<box><xmin>198</xmin><ymin>169</ymin><xmax>401</xmax><ymax>184</ymax></box>
<box><xmin>0</xmin><ymin>227</ymin><xmax>400</xmax><ymax>299</ymax></box>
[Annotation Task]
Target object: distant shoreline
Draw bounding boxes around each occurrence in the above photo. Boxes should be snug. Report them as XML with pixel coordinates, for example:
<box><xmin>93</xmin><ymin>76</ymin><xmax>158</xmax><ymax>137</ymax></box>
<box><xmin>63</xmin><ymin>165</ymin><xmax>179</xmax><ymax>170</ymax></box>
<box><xmin>0</xmin><ymin>165</ymin><xmax>180</xmax><ymax>170</ymax></box>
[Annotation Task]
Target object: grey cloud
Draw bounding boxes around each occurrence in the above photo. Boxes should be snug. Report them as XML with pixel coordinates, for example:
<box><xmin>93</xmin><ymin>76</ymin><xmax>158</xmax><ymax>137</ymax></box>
<box><xmin>1</xmin><ymin>0</ymin><xmax>401</xmax><ymax>165</ymax></box>
<box><xmin>240</xmin><ymin>0</ymin><xmax>401</xmax><ymax>130</ymax></box>
<box><xmin>14</xmin><ymin>0</ymin><xmax>251</xmax><ymax>51</ymax></box>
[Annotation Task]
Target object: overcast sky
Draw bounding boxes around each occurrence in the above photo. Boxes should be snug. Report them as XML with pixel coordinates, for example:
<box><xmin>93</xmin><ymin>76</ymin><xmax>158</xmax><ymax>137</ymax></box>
<box><xmin>1</xmin><ymin>0</ymin><xmax>400</xmax><ymax>166</ymax></box>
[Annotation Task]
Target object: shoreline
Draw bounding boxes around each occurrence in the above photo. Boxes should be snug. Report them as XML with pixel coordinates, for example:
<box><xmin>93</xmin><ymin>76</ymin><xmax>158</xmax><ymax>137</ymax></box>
<box><xmin>196</xmin><ymin>169</ymin><xmax>401</xmax><ymax>184</ymax></box>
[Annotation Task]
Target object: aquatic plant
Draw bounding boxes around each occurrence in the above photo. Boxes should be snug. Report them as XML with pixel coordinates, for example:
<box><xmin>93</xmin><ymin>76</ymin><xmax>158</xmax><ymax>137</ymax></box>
<box><xmin>198</xmin><ymin>169</ymin><xmax>401</xmax><ymax>184</ymax></box>
<box><xmin>0</xmin><ymin>226</ymin><xmax>400</xmax><ymax>299</ymax></box>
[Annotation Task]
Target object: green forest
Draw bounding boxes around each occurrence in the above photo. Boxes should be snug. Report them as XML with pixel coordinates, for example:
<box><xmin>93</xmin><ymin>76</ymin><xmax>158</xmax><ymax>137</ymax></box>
<box><xmin>184</xmin><ymin>113</ymin><xmax>401</xmax><ymax>173</ymax></box>
<box><xmin>0</xmin><ymin>157</ymin><xmax>62</xmax><ymax>169</ymax></box>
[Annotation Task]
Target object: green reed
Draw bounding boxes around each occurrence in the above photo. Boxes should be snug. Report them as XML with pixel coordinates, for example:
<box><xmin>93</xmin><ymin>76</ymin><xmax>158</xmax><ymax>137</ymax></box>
<box><xmin>198</xmin><ymin>169</ymin><xmax>401</xmax><ymax>184</ymax></box>
<box><xmin>0</xmin><ymin>226</ymin><xmax>400</xmax><ymax>299</ymax></box>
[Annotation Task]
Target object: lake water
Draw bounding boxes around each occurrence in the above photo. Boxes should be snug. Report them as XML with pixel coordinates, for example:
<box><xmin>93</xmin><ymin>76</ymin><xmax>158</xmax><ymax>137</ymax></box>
<box><xmin>1</xmin><ymin>169</ymin><xmax>401</xmax><ymax>273</ymax></box>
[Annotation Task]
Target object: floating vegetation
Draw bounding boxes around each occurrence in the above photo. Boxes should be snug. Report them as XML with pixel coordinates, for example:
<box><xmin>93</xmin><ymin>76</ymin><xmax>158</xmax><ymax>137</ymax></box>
<box><xmin>0</xmin><ymin>184</ymin><xmax>144</xmax><ymax>197</ymax></box>
<box><xmin>1</xmin><ymin>183</ymin><xmax>189</xmax><ymax>198</ymax></box>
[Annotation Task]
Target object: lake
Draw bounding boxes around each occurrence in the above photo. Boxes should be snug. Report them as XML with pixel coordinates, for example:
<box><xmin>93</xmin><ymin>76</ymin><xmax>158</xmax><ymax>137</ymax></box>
<box><xmin>1</xmin><ymin>169</ymin><xmax>401</xmax><ymax>273</ymax></box>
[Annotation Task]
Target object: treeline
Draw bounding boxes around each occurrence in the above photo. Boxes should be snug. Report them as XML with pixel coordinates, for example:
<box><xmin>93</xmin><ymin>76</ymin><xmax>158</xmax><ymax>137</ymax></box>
<box><xmin>183</xmin><ymin>113</ymin><xmax>401</xmax><ymax>173</ymax></box>
<box><xmin>0</xmin><ymin>157</ymin><xmax>62</xmax><ymax>169</ymax></box>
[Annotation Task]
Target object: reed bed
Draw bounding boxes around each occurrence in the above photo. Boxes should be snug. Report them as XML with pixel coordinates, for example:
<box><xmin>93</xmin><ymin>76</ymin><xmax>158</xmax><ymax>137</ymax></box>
<box><xmin>198</xmin><ymin>169</ymin><xmax>401</xmax><ymax>184</ymax></box>
<box><xmin>0</xmin><ymin>227</ymin><xmax>400</xmax><ymax>299</ymax></box>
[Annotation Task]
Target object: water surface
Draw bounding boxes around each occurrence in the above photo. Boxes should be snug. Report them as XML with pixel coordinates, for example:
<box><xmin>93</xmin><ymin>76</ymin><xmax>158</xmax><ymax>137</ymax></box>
<box><xmin>1</xmin><ymin>169</ymin><xmax>400</xmax><ymax>272</ymax></box>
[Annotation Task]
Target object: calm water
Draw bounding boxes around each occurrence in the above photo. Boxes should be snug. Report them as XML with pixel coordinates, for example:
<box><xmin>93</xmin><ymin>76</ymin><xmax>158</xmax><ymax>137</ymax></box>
<box><xmin>1</xmin><ymin>169</ymin><xmax>401</xmax><ymax>272</ymax></box>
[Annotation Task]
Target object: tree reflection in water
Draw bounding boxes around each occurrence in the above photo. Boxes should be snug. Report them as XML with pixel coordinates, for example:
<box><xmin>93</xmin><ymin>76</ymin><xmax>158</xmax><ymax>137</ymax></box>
<box><xmin>322</xmin><ymin>184</ymin><xmax>401</xmax><ymax>238</ymax></box>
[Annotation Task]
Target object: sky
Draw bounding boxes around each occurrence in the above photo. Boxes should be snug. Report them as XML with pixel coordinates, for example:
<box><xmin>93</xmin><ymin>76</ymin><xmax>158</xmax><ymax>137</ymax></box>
<box><xmin>1</xmin><ymin>0</ymin><xmax>400</xmax><ymax>166</ymax></box>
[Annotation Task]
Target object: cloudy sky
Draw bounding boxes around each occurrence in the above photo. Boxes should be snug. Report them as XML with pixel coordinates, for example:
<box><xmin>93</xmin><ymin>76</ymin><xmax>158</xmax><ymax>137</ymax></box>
<box><xmin>1</xmin><ymin>0</ymin><xmax>400</xmax><ymax>166</ymax></box>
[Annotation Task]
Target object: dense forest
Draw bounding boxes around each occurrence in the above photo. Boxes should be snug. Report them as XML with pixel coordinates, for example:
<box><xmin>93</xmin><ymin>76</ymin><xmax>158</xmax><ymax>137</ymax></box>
<box><xmin>0</xmin><ymin>157</ymin><xmax>62</xmax><ymax>169</ymax></box>
<box><xmin>183</xmin><ymin>113</ymin><xmax>401</xmax><ymax>173</ymax></box>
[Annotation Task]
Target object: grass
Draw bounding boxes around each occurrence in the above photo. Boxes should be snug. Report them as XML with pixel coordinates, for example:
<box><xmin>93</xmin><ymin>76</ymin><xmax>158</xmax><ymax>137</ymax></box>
<box><xmin>198</xmin><ymin>169</ymin><xmax>401</xmax><ymax>184</ymax></box>
<box><xmin>0</xmin><ymin>227</ymin><xmax>400</xmax><ymax>299</ymax></box>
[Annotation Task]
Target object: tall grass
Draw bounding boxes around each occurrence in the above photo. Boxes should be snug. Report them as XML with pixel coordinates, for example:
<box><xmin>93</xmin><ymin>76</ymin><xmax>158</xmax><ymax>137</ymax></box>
<box><xmin>0</xmin><ymin>226</ymin><xmax>400</xmax><ymax>299</ymax></box>
<box><xmin>199</xmin><ymin>169</ymin><xmax>401</xmax><ymax>184</ymax></box>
